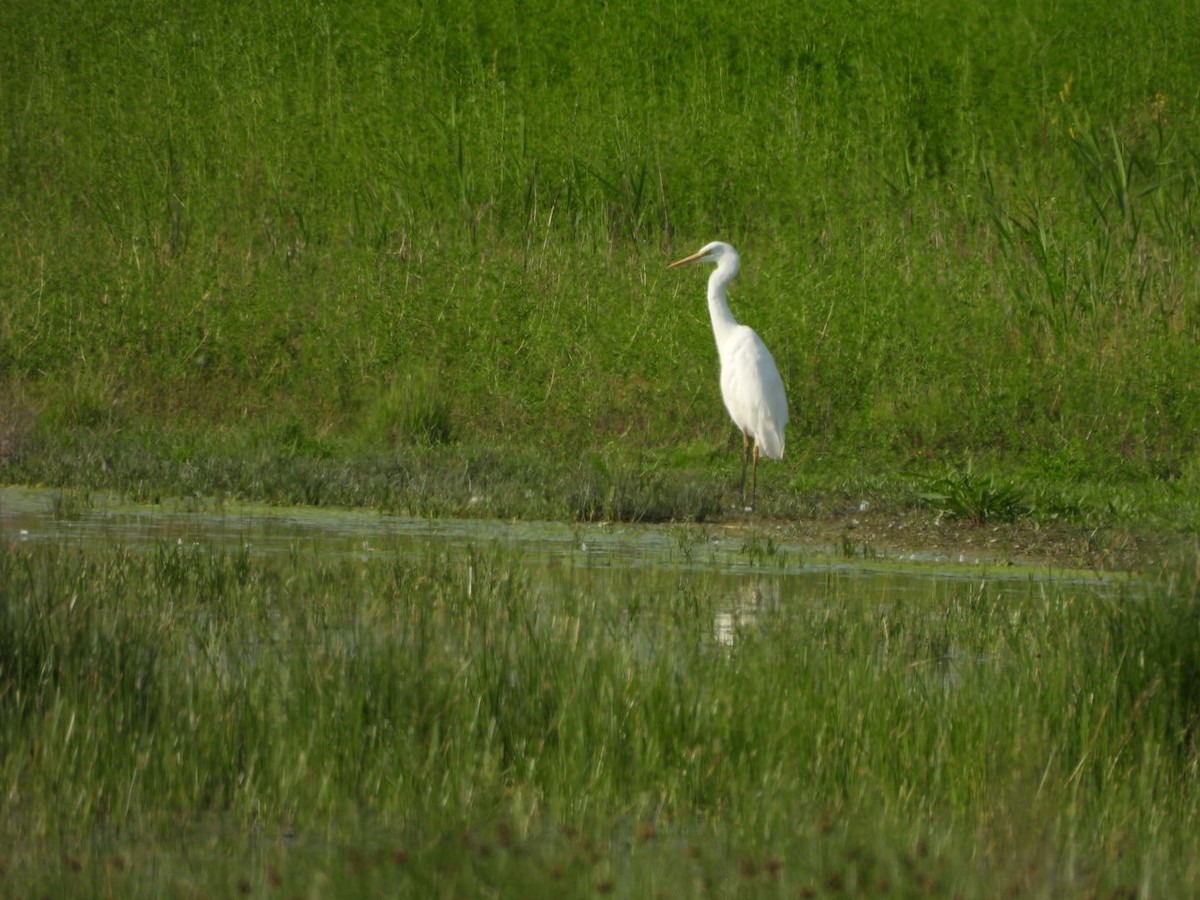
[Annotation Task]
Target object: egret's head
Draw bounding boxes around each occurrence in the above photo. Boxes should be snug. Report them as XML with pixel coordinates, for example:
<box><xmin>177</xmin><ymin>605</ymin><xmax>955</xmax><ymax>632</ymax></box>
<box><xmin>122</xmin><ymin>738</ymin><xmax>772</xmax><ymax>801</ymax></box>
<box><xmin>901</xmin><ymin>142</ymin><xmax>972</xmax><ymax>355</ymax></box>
<box><xmin>667</xmin><ymin>241</ymin><xmax>738</xmax><ymax>270</ymax></box>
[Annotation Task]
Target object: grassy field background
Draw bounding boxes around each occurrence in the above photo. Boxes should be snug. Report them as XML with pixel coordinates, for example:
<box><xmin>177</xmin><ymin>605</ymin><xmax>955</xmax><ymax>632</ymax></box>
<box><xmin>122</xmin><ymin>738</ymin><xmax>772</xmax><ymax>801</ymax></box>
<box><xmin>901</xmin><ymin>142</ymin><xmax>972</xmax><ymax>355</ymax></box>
<box><xmin>4</xmin><ymin>2</ymin><xmax>1200</xmax><ymax>893</ymax></box>
<box><xmin>2</xmin><ymin>0</ymin><xmax>1199</xmax><ymax>524</ymax></box>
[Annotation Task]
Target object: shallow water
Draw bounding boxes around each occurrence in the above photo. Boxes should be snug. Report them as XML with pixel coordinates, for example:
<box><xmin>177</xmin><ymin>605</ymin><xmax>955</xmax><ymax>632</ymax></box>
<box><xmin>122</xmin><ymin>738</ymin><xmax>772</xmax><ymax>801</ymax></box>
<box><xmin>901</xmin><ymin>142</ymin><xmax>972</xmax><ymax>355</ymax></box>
<box><xmin>0</xmin><ymin>486</ymin><xmax>1097</xmax><ymax>574</ymax></box>
<box><xmin>0</xmin><ymin>485</ymin><xmax>1122</xmax><ymax>649</ymax></box>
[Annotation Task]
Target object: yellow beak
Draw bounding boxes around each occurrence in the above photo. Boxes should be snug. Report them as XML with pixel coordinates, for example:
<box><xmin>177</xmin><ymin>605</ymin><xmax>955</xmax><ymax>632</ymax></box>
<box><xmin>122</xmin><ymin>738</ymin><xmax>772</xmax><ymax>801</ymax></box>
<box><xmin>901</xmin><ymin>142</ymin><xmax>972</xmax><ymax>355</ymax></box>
<box><xmin>666</xmin><ymin>250</ymin><xmax>706</xmax><ymax>270</ymax></box>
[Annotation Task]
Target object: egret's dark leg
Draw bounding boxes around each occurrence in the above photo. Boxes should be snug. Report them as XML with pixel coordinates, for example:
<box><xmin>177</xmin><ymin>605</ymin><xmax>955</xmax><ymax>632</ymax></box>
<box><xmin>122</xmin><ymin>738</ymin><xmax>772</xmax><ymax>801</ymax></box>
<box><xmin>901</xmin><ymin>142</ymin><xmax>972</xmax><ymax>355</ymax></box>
<box><xmin>739</xmin><ymin>432</ymin><xmax>750</xmax><ymax>506</ymax></box>
<box><xmin>750</xmin><ymin>443</ymin><xmax>760</xmax><ymax>508</ymax></box>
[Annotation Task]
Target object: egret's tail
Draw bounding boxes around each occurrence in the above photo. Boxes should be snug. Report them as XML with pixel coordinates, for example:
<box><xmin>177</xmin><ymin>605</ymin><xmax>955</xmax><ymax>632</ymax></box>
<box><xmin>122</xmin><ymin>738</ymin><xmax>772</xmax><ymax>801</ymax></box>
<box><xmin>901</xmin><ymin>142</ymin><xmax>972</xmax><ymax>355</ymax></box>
<box><xmin>757</xmin><ymin>425</ymin><xmax>785</xmax><ymax>461</ymax></box>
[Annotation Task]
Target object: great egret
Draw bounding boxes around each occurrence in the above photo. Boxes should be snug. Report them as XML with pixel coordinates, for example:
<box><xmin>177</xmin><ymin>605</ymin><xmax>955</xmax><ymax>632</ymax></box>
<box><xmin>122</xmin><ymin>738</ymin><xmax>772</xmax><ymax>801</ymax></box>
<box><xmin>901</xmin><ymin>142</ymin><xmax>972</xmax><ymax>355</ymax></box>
<box><xmin>668</xmin><ymin>241</ymin><xmax>788</xmax><ymax>509</ymax></box>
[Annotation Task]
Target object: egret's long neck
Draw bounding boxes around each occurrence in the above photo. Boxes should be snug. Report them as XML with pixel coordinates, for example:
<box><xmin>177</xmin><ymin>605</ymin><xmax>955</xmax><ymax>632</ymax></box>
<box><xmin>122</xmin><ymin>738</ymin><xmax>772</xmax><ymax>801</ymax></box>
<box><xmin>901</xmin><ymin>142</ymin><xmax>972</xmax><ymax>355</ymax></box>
<box><xmin>706</xmin><ymin>257</ymin><xmax>740</xmax><ymax>347</ymax></box>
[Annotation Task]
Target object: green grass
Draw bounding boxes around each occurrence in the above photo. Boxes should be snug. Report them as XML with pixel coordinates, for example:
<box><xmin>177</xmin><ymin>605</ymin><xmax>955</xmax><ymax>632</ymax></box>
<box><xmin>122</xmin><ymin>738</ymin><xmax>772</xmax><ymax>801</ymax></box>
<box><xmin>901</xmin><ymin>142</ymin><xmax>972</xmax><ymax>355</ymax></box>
<box><xmin>2</xmin><ymin>535</ymin><xmax>1199</xmax><ymax>895</ymax></box>
<box><xmin>3</xmin><ymin>7</ymin><xmax>1200</xmax><ymax>889</ymax></box>
<box><xmin>2</xmin><ymin>0</ymin><xmax>1200</xmax><ymax>528</ymax></box>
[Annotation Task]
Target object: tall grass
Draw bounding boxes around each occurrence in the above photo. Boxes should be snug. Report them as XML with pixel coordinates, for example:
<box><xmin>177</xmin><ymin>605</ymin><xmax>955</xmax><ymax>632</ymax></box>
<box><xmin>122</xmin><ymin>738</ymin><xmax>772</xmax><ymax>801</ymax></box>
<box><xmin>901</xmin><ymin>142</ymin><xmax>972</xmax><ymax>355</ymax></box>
<box><xmin>2</xmin><ymin>535</ymin><xmax>1199</xmax><ymax>894</ymax></box>
<box><xmin>1</xmin><ymin>0</ymin><xmax>1199</xmax><ymax>515</ymax></box>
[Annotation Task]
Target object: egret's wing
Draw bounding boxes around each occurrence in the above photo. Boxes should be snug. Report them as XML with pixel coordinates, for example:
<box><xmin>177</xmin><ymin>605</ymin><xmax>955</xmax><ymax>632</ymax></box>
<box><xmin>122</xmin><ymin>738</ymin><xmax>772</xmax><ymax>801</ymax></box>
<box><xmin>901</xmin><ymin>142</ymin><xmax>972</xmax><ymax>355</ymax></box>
<box><xmin>719</xmin><ymin>328</ymin><xmax>788</xmax><ymax>459</ymax></box>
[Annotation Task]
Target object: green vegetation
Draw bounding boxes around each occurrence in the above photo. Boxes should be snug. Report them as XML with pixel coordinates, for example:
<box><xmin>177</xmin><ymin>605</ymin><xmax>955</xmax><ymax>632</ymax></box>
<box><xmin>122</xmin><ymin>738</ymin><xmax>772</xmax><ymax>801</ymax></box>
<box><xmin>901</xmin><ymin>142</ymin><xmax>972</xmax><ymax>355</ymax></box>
<box><xmin>1</xmin><ymin>0</ymin><xmax>1199</xmax><ymax>527</ymax></box>
<box><xmin>2</xmin><ymin>535</ymin><xmax>1199</xmax><ymax>895</ymax></box>
<box><xmin>4</xmin><ymin>2</ymin><xmax>1200</xmax><ymax>890</ymax></box>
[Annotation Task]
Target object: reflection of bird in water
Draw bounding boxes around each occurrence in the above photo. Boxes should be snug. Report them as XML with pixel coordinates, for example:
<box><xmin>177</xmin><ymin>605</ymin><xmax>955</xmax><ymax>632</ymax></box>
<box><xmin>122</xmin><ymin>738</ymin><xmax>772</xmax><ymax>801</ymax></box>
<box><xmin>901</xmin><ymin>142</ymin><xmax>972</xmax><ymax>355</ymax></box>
<box><xmin>668</xmin><ymin>241</ymin><xmax>788</xmax><ymax>509</ymax></box>
<box><xmin>714</xmin><ymin>579</ymin><xmax>781</xmax><ymax>646</ymax></box>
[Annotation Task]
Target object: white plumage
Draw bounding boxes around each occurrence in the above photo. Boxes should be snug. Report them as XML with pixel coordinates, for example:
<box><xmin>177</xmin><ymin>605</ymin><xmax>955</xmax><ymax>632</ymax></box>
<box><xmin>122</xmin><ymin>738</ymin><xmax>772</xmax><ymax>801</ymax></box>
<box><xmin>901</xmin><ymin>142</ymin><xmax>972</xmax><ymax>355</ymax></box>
<box><xmin>668</xmin><ymin>241</ymin><xmax>788</xmax><ymax>508</ymax></box>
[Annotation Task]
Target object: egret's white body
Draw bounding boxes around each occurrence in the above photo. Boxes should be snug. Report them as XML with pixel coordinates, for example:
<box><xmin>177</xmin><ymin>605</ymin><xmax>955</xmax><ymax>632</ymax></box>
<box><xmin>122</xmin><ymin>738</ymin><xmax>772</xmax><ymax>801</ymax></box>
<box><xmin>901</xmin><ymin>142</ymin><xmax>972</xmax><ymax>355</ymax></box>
<box><xmin>668</xmin><ymin>241</ymin><xmax>788</xmax><ymax>508</ymax></box>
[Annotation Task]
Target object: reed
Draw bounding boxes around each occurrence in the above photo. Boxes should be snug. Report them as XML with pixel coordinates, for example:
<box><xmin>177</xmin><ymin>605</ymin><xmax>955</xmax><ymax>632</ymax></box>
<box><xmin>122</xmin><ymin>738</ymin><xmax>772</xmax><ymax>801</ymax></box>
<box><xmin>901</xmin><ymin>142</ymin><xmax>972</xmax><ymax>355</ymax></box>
<box><xmin>2</xmin><ymin>0</ymin><xmax>1200</xmax><ymax>524</ymax></box>
<box><xmin>2</xmin><ymin>535</ymin><xmax>1198</xmax><ymax>895</ymax></box>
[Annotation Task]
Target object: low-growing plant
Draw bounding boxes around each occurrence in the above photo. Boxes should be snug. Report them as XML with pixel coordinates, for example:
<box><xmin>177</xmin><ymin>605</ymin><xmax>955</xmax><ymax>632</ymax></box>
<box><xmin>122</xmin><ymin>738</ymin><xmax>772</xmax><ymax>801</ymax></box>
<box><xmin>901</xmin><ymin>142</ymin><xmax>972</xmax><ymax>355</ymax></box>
<box><xmin>361</xmin><ymin>377</ymin><xmax>456</xmax><ymax>448</ymax></box>
<box><xmin>49</xmin><ymin>486</ymin><xmax>93</xmax><ymax>520</ymax></box>
<box><xmin>567</xmin><ymin>454</ymin><xmax>723</xmax><ymax>522</ymax></box>
<box><xmin>915</xmin><ymin>463</ymin><xmax>1031</xmax><ymax>524</ymax></box>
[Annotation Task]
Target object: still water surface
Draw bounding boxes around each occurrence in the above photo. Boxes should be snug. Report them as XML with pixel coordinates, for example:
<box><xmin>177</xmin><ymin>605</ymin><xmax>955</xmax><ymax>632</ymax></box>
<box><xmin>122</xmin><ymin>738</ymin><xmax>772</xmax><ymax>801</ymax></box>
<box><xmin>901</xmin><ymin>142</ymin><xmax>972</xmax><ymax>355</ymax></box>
<box><xmin>1</xmin><ymin>486</ymin><xmax>1121</xmax><ymax>647</ymax></box>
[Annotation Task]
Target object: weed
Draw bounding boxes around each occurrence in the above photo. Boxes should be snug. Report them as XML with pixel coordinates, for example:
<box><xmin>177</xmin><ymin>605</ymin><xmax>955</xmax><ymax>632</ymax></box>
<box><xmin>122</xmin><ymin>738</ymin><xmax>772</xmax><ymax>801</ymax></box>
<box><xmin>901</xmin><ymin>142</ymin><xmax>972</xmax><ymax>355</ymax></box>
<box><xmin>1</xmin><ymin>535</ymin><xmax>1199</xmax><ymax>894</ymax></box>
<box><xmin>0</xmin><ymin>389</ymin><xmax>35</xmax><ymax>466</ymax></box>
<box><xmin>49</xmin><ymin>487</ymin><xmax>93</xmax><ymax>521</ymax></box>
<box><xmin>915</xmin><ymin>464</ymin><xmax>1030</xmax><ymax>524</ymax></box>
<box><xmin>739</xmin><ymin>532</ymin><xmax>777</xmax><ymax>565</ymax></box>
<box><xmin>0</xmin><ymin>0</ymin><xmax>1198</xmax><ymax>512</ymax></box>
<box><xmin>362</xmin><ymin>378</ymin><xmax>455</xmax><ymax>448</ymax></box>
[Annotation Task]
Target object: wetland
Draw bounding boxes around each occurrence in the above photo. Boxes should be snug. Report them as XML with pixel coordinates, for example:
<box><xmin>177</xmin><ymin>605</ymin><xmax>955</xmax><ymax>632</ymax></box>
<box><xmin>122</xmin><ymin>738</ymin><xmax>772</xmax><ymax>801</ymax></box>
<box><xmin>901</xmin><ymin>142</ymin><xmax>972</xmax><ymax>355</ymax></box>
<box><xmin>3</xmin><ymin>487</ymin><xmax>1197</xmax><ymax>897</ymax></box>
<box><xmin>6</xmin><ymin>0</ymin><xmax>1200</xmax><ymax>892</ymax></box>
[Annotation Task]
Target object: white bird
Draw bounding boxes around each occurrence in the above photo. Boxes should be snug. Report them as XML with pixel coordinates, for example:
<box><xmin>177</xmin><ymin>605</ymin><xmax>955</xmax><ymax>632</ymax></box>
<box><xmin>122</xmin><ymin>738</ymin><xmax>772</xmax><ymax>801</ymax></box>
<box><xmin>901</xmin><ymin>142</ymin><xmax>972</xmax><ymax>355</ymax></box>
<box><xmin>668</xmin><ymin>241</ymin><xmax>788</xmax><ymax>509</ymax></box>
